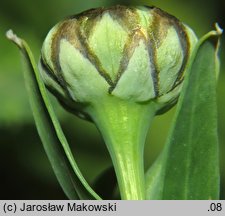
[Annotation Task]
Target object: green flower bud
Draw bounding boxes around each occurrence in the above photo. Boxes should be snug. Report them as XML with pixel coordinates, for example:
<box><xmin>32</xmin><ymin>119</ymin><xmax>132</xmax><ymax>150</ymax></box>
<box><xmin>39</xmin><ymin>5</ymin><xmax>197</xmax><ymax>118</ymax></box>
<box><xmin>38</xmin><ymin>5</ymin><xmax>199</xmax><ymax>200</ymax></box>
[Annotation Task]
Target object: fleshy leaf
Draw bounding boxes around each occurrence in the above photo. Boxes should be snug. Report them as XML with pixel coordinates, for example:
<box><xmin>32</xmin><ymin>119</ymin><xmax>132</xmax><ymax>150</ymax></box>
<box><xmin>6</xmin><ymin>30</ymin><xmax>101</xmax><ymax>200</ymax></box>
<box><xmin>146</xmin><ymin>24</ymin><xmax>222</xmax><ymax>199</ymax></box>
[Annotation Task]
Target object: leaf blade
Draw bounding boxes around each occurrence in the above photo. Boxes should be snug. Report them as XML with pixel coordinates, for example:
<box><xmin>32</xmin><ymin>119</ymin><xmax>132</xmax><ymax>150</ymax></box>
<box><xmin>6</xmin><ymin>30</ymin><xmax>101</xmax><ymax>200</ymax></box>
<box><xmin>146</xmin><ymin>25</ymin><xmax>222</xmax><ymax>200</ymax></box>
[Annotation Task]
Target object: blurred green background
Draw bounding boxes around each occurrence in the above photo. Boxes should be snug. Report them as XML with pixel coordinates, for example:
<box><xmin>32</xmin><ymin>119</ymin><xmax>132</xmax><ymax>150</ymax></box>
<box><xmin>0</xmin><ymin>0</ymin><xmax>224</xmax><ymax>199</ymax></box>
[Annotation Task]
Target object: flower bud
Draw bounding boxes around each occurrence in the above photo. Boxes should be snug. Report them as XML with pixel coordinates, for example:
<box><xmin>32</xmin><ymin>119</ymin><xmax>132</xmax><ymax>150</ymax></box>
<box><xmin>39</xmin><ymin>5</ymin><xmax>197</xmax><ymax>118</ymax></box>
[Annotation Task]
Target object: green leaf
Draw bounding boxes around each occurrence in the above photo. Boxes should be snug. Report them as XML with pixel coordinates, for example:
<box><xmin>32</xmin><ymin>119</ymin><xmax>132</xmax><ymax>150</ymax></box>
<box><xmin>146</xmin><ymin>25</ymin><xmax>222</xmax><ymax>200</ymax></box>
<box><xmin>145</xmin><ymin>152</ymin><xmax>165</xmax><ymax>199</ymax></box>
<box><xmin>6</xmin><ymin>30</ymin><xmax>101</xmax><ymax>200</ymax></box>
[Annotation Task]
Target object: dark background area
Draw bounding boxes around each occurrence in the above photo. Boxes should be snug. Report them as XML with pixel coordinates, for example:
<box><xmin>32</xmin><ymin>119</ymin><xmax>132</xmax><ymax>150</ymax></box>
<box><xmin>0</xmin><ymin>0</ymin><xmax>224</xmax><ymax>199</ymax></box>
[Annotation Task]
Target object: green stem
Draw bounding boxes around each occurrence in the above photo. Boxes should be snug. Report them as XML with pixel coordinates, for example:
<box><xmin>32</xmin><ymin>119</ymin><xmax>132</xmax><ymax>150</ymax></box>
<box><xmin>87</xmin><ymin>97</ymin><xmax>156</xmax><ymax>200</ymax></box>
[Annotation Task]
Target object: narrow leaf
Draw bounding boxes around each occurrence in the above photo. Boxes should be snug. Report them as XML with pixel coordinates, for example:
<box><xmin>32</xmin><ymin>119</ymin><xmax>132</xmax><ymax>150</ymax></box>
<box><xmin>6</xmin><ymin>30</ymin><xmax>101</xmax><ymax>200</ymax></box>
<box><xmin>146</xmin><ymin>25</ymin><xmax>222</xmax><ymax>199</ymax></box>
<box><xmin>145</xmin><ymin>152</ymin><xmax>165</xmax><ymax>199</ymax></box>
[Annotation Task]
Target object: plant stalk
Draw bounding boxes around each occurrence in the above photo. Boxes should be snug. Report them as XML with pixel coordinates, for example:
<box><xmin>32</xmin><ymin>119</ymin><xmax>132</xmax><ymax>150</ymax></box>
<box><xmin>87</xmin><ymin>97</ymin><xmax>156</xmax><ymax>200</ymax></box>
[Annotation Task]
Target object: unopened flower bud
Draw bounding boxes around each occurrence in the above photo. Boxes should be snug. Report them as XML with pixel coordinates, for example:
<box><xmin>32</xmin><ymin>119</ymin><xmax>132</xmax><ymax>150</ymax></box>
<box><xmin>39</xmin><ymin>5</ymin><xmax>197</xmax><ymax>118</ymax></box>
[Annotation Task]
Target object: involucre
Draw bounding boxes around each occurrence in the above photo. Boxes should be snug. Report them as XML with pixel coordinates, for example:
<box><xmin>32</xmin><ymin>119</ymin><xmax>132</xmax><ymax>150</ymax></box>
<box><xmin>39</xmin><ymin>5</ymin><xmax>197</xmax><ymax>119</ymax></box>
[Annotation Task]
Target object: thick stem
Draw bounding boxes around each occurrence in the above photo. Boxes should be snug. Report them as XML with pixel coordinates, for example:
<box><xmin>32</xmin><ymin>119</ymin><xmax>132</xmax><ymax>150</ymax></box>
<box><xmin>87</xmin><ymin>97</ymin><xmax>156</xmax><ymax>200</ymax></box>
